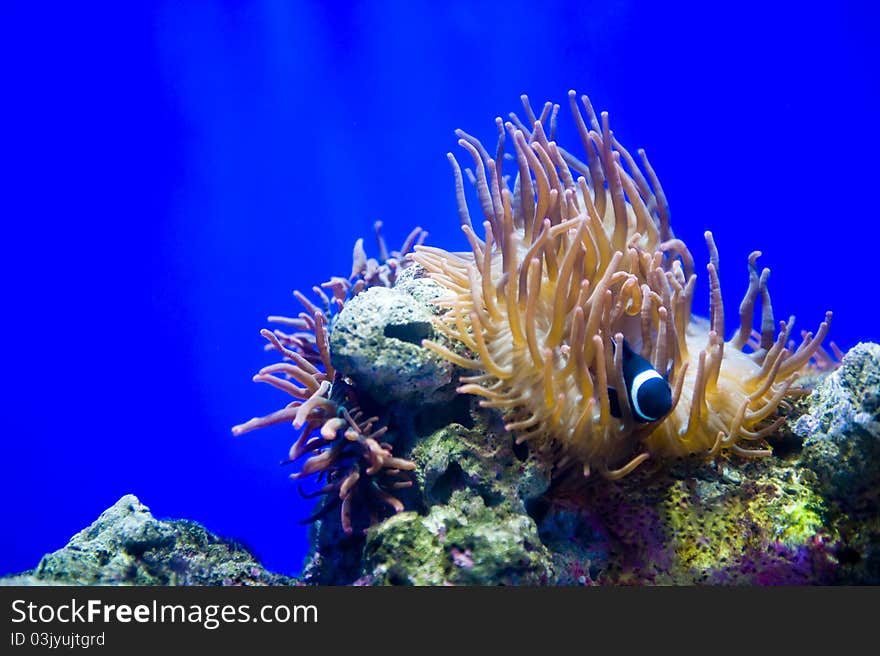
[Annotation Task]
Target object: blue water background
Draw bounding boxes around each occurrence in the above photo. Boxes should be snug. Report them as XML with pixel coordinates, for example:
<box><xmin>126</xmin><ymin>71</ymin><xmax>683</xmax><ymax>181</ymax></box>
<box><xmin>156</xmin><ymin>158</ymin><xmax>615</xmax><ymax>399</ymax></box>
<box><xmin>2</xmin><ymin>1</ymin><xmax>877</xmax><ymax>578</ymax></box>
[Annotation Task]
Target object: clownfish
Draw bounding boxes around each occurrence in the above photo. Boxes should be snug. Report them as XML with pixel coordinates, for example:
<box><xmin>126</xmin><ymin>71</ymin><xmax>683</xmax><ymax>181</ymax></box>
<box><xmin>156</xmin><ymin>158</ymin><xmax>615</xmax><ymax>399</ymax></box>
<box><xmin>608</xmin><ymin>339</ymin><xmax>673</xmax><ymax>423</ymax></box>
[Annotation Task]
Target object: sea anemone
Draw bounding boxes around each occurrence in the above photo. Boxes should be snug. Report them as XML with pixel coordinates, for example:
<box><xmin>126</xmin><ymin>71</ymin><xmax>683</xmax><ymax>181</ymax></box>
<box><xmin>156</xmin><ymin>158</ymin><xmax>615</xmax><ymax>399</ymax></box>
<box><xmin>411</xmin><ymin>91</ymin><xmax>832</xmax><ymax>481</ymax></box>
<box><xmin>233</xmin><ymin>226</ymin><xmax>422</xmax><ymax>533</ymax></box>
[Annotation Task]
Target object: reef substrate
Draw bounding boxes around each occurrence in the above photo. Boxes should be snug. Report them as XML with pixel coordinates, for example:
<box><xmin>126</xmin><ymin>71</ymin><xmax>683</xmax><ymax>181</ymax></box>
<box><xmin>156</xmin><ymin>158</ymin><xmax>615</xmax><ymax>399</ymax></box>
<box><xmin>298</xmin><ymin>281</ymin><xmax>879</xmax><ymax>585</ymax></box>
<box><xmin>2</xmin><ymin>495</ymin><xmax>298</xmax><ymax>586</ymax></box>
<box><xmin>6</xmin><ymin>342</ymin><xmax>876</xmax><ymax>586</ymax></box>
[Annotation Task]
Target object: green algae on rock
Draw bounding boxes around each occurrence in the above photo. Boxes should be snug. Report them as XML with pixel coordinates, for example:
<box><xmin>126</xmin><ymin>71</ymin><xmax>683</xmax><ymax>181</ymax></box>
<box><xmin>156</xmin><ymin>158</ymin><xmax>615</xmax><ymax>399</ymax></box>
<box><xmin>794</xmin><ymin>342</ymin><xmax>880</xmax><ymax>511</ymax></box>
<box><xmin>791</xmin><ymin>342</ymin><xmax>880</xmax><ymax>584</ymax></box>
<box><xmin>361</xmin><ymin>491</ymin><xmax>555</xmax><ymax>585</ymax></box>
<box><xmin>536</xmin><ymin>458</ymin><xmax>838</xmax><ymax>585</ymax></box>
<box><xmin>5</xmin><ymin>495</ymin><xmax>297</xmax><ymax>586</ymax></box>
<box><xmin>354</xmin><ymin>413</ymin><xmax>556</xmax><ymax>585</ymax></box>
<box><xmin>412</xmin><ymin>417</ymin><xmax>552</xmax><ymax>512</ymax></box>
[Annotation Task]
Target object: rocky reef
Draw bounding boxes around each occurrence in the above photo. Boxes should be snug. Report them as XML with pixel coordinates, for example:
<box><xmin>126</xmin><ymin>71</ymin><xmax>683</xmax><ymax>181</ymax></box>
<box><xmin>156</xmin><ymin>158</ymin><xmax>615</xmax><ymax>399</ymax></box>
<box><xmin>6</xmin><ymin>293</ymin><xmax>877</xmax><ymax>586</ymax></box>
<box><xmin>298</xmin><ymin>274</ymin><xmax>880</xmax><ymax>585</ymax></box>
<box><xmin>2</xmin><ymin>495</ymin><xmax>297</xmax><ymax>586</ymax></box>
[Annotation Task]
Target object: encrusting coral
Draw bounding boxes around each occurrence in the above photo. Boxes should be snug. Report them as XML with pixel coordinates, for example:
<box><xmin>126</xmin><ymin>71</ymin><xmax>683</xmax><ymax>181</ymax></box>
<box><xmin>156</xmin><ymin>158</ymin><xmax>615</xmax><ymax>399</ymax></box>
<box><xmin>411</xmin><ymin>90</ymin><xmax>833</xmax><ymax>481</ymax></box>
<box><xmin>232</xmin><ymin>226</ymin><xmax>426</xmax><ymax>534</ymax></box>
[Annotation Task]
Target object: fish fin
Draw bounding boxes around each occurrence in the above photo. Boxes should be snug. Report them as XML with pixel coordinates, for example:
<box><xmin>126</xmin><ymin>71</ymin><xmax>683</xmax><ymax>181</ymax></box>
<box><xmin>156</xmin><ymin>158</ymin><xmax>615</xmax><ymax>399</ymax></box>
<box><xmin>608</xmin><ymin>387</ymin><xmax>622</xmax><ymax>418</ymax></box>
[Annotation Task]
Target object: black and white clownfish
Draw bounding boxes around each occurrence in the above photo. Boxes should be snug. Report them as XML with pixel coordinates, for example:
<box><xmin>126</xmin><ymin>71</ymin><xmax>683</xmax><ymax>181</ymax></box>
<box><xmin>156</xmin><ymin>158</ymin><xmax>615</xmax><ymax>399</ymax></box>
<box><xmin>608</xmin><ymin>339</ymin><xmax>673</xmax><ymax>423</ymax></box>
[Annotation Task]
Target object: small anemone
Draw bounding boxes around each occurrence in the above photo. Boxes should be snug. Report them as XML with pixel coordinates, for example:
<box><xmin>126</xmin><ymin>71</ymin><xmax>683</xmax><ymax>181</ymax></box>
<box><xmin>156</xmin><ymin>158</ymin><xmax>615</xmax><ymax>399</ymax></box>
<box><xmin>350</xmin><ymin>222</ymin><xmax>428</xmax><ymax>292</ymax></box>
<box><xmin>294</xmin><ymin>405</ymin><xmax>416</xmax><ymax>535</ymax></box>
<box><xmin>233</xmin><ymin>226</ymin><xmax>424</xmax><ymax>533</ymax></box>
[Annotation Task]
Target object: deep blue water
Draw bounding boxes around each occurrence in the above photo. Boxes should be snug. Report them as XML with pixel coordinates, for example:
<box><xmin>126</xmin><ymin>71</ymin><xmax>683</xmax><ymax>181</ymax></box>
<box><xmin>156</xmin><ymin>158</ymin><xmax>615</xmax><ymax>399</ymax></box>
<box><xmin>2</xmin><ymin>1</ymin><xmax>877</xmax><ymax>578</ymax></box>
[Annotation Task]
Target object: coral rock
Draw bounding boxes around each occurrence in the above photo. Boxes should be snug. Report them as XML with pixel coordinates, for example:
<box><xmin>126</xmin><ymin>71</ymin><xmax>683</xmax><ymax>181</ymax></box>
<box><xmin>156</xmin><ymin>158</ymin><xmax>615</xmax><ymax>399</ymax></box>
<box><xmin>412</xmin><ymin>418</ymin><xmax>551</xmax><ymax>512</ymax></box>
<box><xmin>362</xmin><ymin>492</ymin><xmax>555</xmax><ymax>586</ymax></box>
<box><xmin>3</xmin><ymin>495</ymin><xmax>297</xmax><ymax>586</ymax></box>
<box><xmin>329</xmin><ymin>279</ymin><xmax>458</xmax><ymax>405</ymax></box>
<box><xmin>537</xmin><ymin>459</ymin><xmax>840</xmax><ymax>585</ymax></box>
<box><xmin>794</xmin><ymin>342</ymin><xmax>880</xmax><ymax>511</ymax></box>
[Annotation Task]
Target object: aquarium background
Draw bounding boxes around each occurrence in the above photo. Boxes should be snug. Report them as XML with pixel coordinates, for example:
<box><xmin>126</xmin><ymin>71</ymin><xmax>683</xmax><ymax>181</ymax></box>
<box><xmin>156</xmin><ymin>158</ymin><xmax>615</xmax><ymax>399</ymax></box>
<box><xmin>2</xmin><ymin>1</ymin><xmax>877</xmax><ymax>578</ymax></box>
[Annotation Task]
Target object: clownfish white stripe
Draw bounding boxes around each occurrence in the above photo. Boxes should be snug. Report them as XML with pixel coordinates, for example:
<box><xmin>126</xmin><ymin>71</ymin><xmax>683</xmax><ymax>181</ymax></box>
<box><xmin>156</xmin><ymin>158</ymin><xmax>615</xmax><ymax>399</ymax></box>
<box><xmin>630</xmin><ymin>369</ymin><xmax>664</xmax><ymax>421</ymax></box>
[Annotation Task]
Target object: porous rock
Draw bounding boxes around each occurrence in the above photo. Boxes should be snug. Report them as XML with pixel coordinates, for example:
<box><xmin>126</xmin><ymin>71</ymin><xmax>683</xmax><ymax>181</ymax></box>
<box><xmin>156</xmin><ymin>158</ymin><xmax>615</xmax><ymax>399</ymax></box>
<box><xmin>330</xmin><ymin>276</ymin><xmax>458</xmax><ymax>405</ymax></box>
<box><xmin>412</xmin><ymin>413</ymin><xmax>552</xmax><ymax>511</ymax></box>
<box><xmin>789</xmin><ymin>342</ymin><xmax>880</xmax><ymax>582</ymax></box>
<box><xmin>3</xmin><ymin>495</ymin><xmax>297</xmax><ymax>586</ymax></box>
<box><xmin>519</xmin><ymin>449</ymin><xmax>843</xmax><ymax>585</ymax></box>
<box><xmin>361</xmin><ymin>491</ymin><xmax>555</xmax><ymax>585</ymax></box>
<box><xmin>365</xmin><ymin>410</ymin><xmax>556</xmax><ymax>585</ymax></box>
<box><xmin>793</xmin><ymin>342</ymin><xmax>880</xmax><ymax>510</ymax></box>
<box><xmin>359</xmin><ymin>404</ymin><xmax>556</xmax><ymax>585</ymax></box>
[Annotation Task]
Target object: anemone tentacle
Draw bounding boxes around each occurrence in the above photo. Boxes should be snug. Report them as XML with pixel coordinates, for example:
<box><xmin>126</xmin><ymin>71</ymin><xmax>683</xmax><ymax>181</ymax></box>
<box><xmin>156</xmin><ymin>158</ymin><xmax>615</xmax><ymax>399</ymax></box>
<box><xmin>234</xmin><ymin>226</ymin><xmax>420</xmax><ymax>533</ymax></box>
